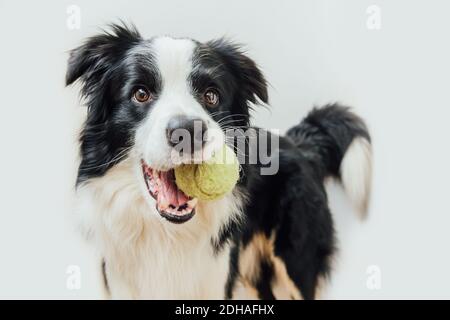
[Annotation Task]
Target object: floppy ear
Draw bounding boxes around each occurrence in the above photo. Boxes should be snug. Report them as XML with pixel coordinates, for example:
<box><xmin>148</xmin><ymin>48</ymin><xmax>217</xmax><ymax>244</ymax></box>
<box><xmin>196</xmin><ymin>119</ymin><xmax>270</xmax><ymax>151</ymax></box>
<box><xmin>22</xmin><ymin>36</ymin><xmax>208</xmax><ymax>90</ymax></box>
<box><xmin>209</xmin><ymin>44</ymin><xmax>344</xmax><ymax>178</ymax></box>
<box><xmin>66</xmin><ymin>23</ymin><xmax>142</xmax><ymax>185</ymax></box>
<box><xmin>207</xmin><ymin>38</ymin><xmax>268</xmax><ymax>105</ymax></box>
<box><xmin>66</xmin><ymin>22</ymin><xmax>141</xmax><ymax>89</ymax></box>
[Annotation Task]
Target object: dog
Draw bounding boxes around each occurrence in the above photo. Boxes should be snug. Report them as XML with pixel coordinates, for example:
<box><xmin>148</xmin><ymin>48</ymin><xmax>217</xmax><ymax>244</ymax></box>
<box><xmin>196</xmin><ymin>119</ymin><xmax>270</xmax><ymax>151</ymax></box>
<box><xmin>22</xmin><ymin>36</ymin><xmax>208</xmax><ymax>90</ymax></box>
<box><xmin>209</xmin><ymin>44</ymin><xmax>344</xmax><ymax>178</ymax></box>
<box><xmin>66</xmin><ymin>23</ymin><xmax>372</xmax><ymax>299</ymax></box>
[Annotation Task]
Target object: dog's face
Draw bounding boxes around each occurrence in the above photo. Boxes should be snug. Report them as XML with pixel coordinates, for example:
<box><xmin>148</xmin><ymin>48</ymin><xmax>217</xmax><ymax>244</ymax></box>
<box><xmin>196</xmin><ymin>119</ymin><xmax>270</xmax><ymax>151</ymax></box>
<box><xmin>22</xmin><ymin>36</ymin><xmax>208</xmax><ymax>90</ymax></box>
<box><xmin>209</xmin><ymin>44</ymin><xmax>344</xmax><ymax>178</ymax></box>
<box><xmin>66</xmin><ymin>24</ymin><xmax>267</xmax><ymax>223</ymax></box>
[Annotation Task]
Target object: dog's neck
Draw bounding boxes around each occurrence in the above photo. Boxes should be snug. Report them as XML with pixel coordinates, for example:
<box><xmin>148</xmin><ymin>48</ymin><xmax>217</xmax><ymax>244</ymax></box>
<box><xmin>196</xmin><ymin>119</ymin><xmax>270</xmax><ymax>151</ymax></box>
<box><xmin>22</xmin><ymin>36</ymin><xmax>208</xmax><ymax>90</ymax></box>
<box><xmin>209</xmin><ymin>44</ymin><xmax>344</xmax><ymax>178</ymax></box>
<box><xmin>75</xmin><ymin>157</ymin><xmax>244</xmax><ymax>298</ymax></box>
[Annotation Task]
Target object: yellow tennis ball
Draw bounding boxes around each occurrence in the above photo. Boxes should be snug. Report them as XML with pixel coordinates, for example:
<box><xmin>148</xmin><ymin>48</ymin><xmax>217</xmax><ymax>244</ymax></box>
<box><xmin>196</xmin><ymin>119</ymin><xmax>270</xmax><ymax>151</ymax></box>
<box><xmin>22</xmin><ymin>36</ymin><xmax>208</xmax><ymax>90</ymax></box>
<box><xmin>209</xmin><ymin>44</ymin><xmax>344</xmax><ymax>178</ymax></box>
<box><xmin>174</xmin><ymin>144</ymin><xmax>239</xmax><ymax>200</ymax></box>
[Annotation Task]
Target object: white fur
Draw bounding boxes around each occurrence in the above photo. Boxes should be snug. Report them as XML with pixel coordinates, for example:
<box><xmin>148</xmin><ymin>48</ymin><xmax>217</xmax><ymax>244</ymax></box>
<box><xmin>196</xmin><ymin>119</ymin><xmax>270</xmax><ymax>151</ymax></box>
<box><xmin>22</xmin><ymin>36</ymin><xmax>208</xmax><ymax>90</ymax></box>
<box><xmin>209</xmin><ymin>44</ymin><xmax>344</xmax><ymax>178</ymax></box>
<box><xmin>340</xmin><ymin>137</ymin><xmax>373</xmax><ymax>217</ymax></box>
<box><xmin>75</xmin><ymin>37</ymin><xmax>243</xmax><ymax>299</ymax></box>
<box><xmin>134</xmin><ymin>37</ymin><xmax>225</xmax><ymax>175</ymax></box>
<box><xmin>76</xmin><ymin>155</ymin><xmax>243</xmax><ymax>299</ymax></box>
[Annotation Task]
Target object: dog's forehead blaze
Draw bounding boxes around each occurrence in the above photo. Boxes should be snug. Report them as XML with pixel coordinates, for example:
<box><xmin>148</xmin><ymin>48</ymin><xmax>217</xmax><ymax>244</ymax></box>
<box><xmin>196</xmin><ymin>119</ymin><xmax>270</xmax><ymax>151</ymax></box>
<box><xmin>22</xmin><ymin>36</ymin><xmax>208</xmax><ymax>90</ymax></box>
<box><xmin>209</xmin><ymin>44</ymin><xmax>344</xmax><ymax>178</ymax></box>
<box><xmin>151</xmin><ymin>37</ymin><xmax>197</xmax><ymax>88</ymax></box>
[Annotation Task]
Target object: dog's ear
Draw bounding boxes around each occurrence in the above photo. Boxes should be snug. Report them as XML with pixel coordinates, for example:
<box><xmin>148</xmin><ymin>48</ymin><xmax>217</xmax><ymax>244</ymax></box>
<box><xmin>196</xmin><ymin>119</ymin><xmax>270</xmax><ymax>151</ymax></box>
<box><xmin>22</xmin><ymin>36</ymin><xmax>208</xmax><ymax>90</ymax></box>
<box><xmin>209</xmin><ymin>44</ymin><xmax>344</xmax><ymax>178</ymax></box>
<box><xmin>207</xmin><ymin>39</ymin><xmax>268</xmax><ymax>105</ymax></box>
<box><xmin>66</xmin><ymin>22</ymin><xmax>141</xmax><ymax>88</ymax></box>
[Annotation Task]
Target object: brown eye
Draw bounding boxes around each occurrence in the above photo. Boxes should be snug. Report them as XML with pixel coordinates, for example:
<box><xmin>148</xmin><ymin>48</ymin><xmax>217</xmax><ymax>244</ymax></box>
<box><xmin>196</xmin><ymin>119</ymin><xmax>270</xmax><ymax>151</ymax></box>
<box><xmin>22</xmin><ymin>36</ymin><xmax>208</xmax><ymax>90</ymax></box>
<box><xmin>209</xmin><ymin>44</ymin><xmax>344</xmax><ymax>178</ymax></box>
<box><xmin>204</xmin><ymin>89</ymin><xmax>220</xmax><ymax>107</ymax></box>
<box><xmin>133</xmin><ymin>87</ymin><xmax>152</xmax><ymax>103</ymax></box>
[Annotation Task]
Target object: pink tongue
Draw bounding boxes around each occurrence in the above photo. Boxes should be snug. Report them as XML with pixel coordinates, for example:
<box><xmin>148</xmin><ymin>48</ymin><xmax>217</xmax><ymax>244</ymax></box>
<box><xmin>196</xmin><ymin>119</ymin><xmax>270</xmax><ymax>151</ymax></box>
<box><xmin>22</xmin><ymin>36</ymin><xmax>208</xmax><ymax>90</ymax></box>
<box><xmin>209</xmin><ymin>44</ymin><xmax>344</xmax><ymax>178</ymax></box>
<box><xmin>157</xmin><ymin>170</ymin><xmax>190</xmax><ymax>208</ymax></box>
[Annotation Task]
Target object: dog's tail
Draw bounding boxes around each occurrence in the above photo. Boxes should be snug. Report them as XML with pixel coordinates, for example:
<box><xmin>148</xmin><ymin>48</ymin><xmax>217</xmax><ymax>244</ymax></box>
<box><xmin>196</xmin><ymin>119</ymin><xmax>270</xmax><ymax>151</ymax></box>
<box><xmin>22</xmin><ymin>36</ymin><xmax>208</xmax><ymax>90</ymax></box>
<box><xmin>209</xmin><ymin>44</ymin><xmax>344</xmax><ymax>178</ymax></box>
<box><xmin>286</xmin><ymin>103</ymin><xmax>372</xmax><ymax>216</ymax></box>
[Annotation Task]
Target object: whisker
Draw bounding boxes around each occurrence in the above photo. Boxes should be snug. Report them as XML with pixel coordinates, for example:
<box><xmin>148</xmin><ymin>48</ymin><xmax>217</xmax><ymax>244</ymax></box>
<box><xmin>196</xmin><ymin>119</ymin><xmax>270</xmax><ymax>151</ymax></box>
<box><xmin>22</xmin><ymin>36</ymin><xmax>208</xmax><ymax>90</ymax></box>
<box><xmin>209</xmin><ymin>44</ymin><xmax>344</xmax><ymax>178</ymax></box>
<box><xmin>209</xmin><ymin>110</ymin><xmax>231</xmax><ymax>118</ymax></box>
<box><xmin>220</xmin><ymin>124</ymin><xmax>250</xmax><ymax>132</ymax></box>
<box><xmin>217</xmin><ymin>113</ymin><xmax>249</xmax><ymax>124</ymax></box>
<box><xmin>225</xmin><ymin>139</ymin><xmax>248</xmax><ymax>158</ymax></box>
<box><xmin>219</xmin><ymin>119</ymin><xmax>248</xmax><ymax>127</ymax></box>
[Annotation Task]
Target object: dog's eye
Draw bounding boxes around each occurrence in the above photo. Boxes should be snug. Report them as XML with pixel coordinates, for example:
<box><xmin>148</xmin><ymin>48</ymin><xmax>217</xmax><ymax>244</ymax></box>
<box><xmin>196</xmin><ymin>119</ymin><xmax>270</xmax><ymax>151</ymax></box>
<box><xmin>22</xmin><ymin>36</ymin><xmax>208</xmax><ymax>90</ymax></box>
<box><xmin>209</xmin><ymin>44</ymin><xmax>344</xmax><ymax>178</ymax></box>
<box><xmin>133</xmin><ymin>87</ymin><xmax>152</xmax><ymax>103</ymax></box>
<box><xmin>203</xmin><ymin>89</ymin><xmax>220</xmax><ymax>107</ymax></box>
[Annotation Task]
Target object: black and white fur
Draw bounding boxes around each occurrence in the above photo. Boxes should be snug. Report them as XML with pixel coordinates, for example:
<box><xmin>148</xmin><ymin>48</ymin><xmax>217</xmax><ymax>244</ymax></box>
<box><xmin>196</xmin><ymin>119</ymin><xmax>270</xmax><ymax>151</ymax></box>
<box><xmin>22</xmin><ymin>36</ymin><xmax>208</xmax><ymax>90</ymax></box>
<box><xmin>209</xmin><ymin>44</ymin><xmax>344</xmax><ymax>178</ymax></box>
<box><xmin>66</xmin><ymin>23</ymin><xmax>372</xmax><ymax>299</ymax></box>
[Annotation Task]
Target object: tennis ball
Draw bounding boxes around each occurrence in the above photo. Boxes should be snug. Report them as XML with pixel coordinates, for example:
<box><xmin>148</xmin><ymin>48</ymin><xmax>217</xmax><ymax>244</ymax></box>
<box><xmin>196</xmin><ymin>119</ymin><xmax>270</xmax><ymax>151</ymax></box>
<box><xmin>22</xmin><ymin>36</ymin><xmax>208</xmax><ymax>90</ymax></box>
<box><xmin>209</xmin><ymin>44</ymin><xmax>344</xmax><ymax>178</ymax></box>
<box><xmin>174</xmin><ymin>144</ymin><xmax>239</xmax><ymax>200</ymax></box>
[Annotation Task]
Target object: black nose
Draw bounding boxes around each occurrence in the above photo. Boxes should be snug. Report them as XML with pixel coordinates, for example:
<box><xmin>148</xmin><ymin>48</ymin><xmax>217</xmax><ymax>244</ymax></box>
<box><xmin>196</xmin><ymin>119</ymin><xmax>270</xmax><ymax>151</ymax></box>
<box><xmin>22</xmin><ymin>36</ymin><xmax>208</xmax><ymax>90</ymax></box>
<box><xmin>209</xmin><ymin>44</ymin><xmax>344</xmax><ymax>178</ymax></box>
<box><xmin>166</xmin><ymin>115</ymin><xmax>207</xmax><ymax>152</ymax></box>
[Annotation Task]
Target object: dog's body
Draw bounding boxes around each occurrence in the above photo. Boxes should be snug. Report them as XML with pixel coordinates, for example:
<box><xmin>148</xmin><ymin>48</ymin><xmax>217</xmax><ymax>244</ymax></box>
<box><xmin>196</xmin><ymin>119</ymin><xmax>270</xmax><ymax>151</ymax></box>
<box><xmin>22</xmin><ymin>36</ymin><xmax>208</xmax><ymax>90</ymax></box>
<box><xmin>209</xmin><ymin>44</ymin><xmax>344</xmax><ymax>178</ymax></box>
<box><xmin>67</xmin><ymin>24</ymin><xmax>372</xmax><ymax>299</ymax></box>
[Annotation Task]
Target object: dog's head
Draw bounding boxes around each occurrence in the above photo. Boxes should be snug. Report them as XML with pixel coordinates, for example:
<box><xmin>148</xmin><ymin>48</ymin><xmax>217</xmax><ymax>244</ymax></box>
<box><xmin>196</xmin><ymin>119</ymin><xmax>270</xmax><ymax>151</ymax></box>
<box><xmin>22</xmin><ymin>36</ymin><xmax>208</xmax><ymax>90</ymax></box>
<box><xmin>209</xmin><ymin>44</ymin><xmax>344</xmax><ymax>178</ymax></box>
<box><xmin>67</xmin><ymin>23</ymin><xmax>267</xmax><ymax>224</ymax></box>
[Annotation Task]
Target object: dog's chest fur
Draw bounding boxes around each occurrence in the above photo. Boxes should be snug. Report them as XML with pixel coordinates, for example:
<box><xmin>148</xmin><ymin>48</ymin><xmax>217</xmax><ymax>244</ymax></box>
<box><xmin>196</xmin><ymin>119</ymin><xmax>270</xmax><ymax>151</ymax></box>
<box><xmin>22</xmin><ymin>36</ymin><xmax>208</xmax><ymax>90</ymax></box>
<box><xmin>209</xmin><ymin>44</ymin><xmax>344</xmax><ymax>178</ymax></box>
<box><xmin>76</xmin><ymin>158</ymin><xmax>243</xmax><ymax>299</ymax></box>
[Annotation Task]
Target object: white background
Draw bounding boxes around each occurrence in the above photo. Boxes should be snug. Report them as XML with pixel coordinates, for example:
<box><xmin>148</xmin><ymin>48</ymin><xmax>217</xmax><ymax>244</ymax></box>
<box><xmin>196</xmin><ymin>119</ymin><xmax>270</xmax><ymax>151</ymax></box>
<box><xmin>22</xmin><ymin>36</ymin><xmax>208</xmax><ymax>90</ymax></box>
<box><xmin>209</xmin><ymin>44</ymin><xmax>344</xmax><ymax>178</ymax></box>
<box><xmin>0</xmin><ymin>0</ymin><xmax>449</xmax><ymax>299</ymax></box>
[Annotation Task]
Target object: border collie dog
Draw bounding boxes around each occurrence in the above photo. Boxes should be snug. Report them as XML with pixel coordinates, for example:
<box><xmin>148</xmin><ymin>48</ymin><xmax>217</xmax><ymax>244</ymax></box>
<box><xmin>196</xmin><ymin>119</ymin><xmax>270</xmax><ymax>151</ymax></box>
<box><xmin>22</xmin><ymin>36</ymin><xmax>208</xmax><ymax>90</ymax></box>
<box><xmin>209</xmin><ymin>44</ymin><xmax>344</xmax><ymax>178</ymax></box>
<box><xmin>66</xmin><ymin>23</ymin><xmax>372</xmax><ymax>299</ymax></box>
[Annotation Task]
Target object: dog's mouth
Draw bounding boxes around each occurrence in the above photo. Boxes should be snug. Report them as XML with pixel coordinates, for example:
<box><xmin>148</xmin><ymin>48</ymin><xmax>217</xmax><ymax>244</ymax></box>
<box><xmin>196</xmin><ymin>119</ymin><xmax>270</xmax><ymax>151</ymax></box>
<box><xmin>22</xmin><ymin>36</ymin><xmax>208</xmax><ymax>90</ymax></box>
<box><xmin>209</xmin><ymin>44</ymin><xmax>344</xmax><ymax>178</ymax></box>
<box><xmin>141</xmin><ymin>160</ymin><xmax>197</xmax><ymax>224</ymax></box>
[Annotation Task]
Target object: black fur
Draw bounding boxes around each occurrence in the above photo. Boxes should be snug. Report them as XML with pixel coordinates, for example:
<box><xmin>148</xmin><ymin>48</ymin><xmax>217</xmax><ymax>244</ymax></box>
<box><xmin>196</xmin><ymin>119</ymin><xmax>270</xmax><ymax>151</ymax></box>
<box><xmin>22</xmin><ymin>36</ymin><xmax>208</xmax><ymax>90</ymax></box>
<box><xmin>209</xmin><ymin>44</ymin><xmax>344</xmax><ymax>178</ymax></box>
<box><xmin>191</xmin><ymin>38</ymin><xmax>268</xmax><ymax>129</ymax></box>
<box><xmin>101</xmin><ymin>259</ymin><xmax>109</xmax><ymax>294</ymax></box>
<box><xmin>66</xmin><ymin>23</ymin><xmax>159</xmax><ymax>185</ymax></box>
<box><xmin>225</xmin><ymin>243</ymin><xmax>240</xmax><ymax>299</ymax></box>
<box><xmin>286</xmin><ymin>104</ymin><xmax>371</xmax><ymax>179</ymax></box>
<box><xmin>67</xmin><ymin>23</ymin><xmax>371</xmax><ymax>300</ymax></box>
<box><xmin>67</xmin><ymin>25</ymin><xmax>267</xmax><ymax>186</ymax></box>
<box><xmin>228</xmin><ymin>105</ymin><xmax>371</xmax><ymax>299</ymax></box>
<box><xmin>255</xmin><ymin>259</ymin><xmax>276</xmax><ymax>300</ymax></box>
